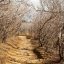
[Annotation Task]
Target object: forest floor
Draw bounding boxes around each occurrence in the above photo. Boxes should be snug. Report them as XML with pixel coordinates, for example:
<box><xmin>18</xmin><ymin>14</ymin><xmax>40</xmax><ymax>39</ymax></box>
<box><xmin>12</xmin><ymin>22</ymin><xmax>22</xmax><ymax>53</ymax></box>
<box><xmin>0</xmin><ymin>36</ymin><xmax>44</xmax><ymax>64</ymax></box>
<box><xmin>0</xmin><ymin>36</ymin><xmax>60</xmax><ymax>64</ymax></box>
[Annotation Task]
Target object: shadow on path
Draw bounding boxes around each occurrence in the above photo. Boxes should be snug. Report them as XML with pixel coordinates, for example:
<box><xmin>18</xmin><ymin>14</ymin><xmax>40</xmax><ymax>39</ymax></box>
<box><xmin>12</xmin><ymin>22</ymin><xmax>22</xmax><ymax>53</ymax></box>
<box><xmin>33</xmin><ymin>49</ymin><xmax>42</xmax><ymax>59</ymax></box>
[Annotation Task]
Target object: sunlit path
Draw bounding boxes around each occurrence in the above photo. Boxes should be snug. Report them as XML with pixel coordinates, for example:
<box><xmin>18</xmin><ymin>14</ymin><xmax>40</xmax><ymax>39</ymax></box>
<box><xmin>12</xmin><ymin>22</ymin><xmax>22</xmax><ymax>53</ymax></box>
<box><xmin>0</xmin><ymin>36</ymin><xmax>43</xmax><ymax>64</ymax></box>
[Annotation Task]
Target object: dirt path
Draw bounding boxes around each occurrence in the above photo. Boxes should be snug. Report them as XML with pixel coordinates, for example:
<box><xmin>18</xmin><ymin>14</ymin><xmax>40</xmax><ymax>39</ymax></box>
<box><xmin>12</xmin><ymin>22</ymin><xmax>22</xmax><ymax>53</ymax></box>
<box><xmin>0</xmin><ymin>36</ymin><xmax>43</xmax><ymax>64</ymax></box>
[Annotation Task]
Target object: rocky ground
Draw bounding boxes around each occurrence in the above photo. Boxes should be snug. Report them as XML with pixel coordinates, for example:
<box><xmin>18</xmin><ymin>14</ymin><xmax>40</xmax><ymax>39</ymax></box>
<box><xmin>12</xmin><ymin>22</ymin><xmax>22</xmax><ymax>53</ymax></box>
<box><xmin>0</xmin><ymin>36</ymin><xmax>61</xmax><ymax>64</ymax></box>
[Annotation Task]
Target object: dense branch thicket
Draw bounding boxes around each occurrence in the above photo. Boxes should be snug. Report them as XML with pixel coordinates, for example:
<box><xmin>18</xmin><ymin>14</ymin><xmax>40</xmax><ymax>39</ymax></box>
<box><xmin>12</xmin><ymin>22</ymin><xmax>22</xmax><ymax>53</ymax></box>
<box><xmin>31</xmin><ymin>0</ymin><xmax>64</xmax><ymax>63</ymax></box>
<box><xmin>0</xmin><ymin>0</ymin><xmax>22</xmax><ymax>42</ymax></box>
<box><xmin>0</xmin><ymin>0</ymin><xmax>64</xmax><ymax>63</ymax></box>
<box><xmin>0</xmin><ymin>15</ymin><xmax>22</xmax><ymax>42</ymax></box>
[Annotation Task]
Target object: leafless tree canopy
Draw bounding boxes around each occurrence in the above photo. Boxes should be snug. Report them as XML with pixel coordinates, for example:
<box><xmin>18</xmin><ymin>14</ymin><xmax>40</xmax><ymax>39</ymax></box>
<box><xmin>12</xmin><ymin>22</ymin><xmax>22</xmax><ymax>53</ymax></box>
<box><xmin>0</xmin><ymin>0</ymin><xmax>64</xmax><ymax>63</ymax></box>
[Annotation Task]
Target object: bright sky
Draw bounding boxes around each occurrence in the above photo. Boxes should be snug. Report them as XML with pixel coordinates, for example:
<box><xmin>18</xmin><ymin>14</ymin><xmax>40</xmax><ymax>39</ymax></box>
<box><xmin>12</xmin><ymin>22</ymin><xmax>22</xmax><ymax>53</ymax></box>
<box><xmin>12</xmin><ymin>0</ymin><xmax>49</xmax><ymax>22</ymax></box>
<box><xmin>21</xmin><ymin>0</ymin><xmax>42</xmax><ymax>22</ymax></box>
<box><xmin>29</xmin><ymin>0</ymin><xmax>42</xmax><ymax>10</ymax></box>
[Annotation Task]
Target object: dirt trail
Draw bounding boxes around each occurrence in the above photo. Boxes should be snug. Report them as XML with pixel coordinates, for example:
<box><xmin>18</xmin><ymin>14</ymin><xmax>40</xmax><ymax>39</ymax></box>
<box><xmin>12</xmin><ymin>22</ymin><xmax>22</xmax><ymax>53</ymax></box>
<box><xmin>0</xmin><ymin>36</ymin><xmax>43</xmax><ymax>64</ymax></box>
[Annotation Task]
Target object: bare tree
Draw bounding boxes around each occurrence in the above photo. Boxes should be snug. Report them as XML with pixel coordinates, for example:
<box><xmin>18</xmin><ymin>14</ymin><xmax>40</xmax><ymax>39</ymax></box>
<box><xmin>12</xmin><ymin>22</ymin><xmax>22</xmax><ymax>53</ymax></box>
<box><xmin>31</xmin><ymin>0</ymin><xmax>64</xmax><ymax>63</ymax></box>
<box><xmin>0</xmin><ymin>14</ymin><xmax>22</xmax><ymax>43</ymax></box>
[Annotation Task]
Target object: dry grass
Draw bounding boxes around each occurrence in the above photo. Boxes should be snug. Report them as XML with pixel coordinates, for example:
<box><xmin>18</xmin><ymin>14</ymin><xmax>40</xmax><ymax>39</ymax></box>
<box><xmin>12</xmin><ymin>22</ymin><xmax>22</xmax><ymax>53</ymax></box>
<box><xmin>0</xmin><ymin>36</ymin><xmax>43</xmax><ymax>64</ymax></box>
<box><xmin>0</xmin><ymin>36</ymin><xmax>60</xmax><ymax>64</ymax></box>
